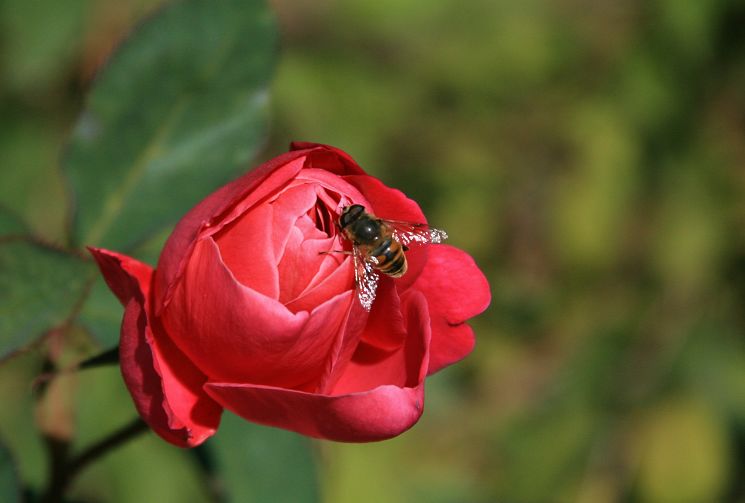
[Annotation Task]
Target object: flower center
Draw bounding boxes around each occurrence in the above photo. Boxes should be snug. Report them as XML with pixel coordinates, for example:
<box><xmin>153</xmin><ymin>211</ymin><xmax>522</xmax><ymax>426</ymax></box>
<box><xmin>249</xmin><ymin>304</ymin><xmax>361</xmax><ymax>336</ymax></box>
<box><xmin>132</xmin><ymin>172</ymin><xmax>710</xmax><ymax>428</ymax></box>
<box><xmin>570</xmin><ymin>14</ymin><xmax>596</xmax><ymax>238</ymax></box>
<box><xmin>307</xmin><ymin>198</ymin><xmax>337</xmax><ymax>237</ymax></box>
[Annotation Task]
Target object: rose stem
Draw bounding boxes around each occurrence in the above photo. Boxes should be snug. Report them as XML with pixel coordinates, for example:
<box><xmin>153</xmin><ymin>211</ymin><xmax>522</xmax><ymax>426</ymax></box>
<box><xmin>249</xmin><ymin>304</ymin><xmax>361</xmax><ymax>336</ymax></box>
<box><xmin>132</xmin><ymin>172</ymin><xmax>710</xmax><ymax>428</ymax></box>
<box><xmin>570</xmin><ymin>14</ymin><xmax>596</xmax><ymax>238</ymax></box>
<box><xmin>40</xmin><ymin>417</ymin><xmax>149</xmax><ymax>503</ymax></box>
<box><xmin>33</xmin><ymin>347</ymin><xmax>120</xmax><ymax>391</ymax></box>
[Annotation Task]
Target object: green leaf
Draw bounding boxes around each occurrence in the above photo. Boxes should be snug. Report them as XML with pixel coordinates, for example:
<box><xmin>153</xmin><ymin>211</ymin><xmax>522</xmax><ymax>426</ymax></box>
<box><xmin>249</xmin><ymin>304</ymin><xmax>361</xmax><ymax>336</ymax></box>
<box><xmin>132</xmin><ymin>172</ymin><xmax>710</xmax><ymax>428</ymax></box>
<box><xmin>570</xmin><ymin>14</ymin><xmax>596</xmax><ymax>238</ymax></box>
<box><xmin>77</xmin><ymin>275</ymin><xmax>125</xmax><ymax>348</ymax></box>
<box><xmin>0</xmin><ymin>351</ymin><xmax>47</xmax><ymax>491</ymax></box>
<box><xmin>64</xmin><ymin>0</ymin><xmax>277</xmax><ymax>250</ymax></box>
<box><xmin>0</xmin><ymin>207</ymin><xmax>26</xmax><ymax>237</ymax></box>
<box><xmin>207</xmin><ymin>412</ymin><xmax>321</xmax><ymax>503</ymax></box>
<box><xmin>0</xmin><ymin>239</ymin><xmax>92</xmax><ymax>359</ymax></box>
<box><xmin>636</xmin><ymin>398</ymin><xmax>730</xmax><ymax>503</ymax></box>
<box><xmin>0</xmin><ymin>111</ymin><xmax>68</xmax><ymax>241</ymax></box>
<box><xmin>0</xmin><ymin>438</ymin><xmax>21</xmax><ymax>503</ymax></box>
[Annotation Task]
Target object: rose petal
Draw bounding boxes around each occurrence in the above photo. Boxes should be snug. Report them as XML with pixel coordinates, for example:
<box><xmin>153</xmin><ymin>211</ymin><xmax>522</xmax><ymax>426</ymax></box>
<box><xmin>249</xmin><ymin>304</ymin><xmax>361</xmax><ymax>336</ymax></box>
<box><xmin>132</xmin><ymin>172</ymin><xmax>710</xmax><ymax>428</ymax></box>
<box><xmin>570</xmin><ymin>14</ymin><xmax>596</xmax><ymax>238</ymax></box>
<box><xmin>332</xmin><ymin>289</ymin><xmax>431</xmax><ymax>394</ymax></box>
<box><xmin>214</xmin><ymin>204</ymin><xmax>278</xmax><ymax>299</ymax></box>
<box><xmin>88</xmin><ymin>247</ymin><xmax>222</xmax><ymax>447</ymax></box>
<box><xmin>87</xmin><ymin>246</ymin><xmax>153</xmax><ymax>304</ymax></box>
<box><xmin>205</xmin><ymin>382</ymin><xmax>422</xmax><ymax>442</ymax></box>
<box><xmin>270</xmin><ymin>183</ymin><xmax>326</xmax><ymax>259</ymax></box>
<box><xmin>204</xmin><ymin>293</ymin><xmax>430</xmax><ymax>442</ymax></box>
<box><xmin>120</xmin><ymin>300</ymin><xmax>222</xmax><ymax>447</ymax></box>
<box><xmin>155</xmin><ymin>153</ymin><xmax>309</xmax><ymax>311</ymax></box>
<box><xmin>293</xmin><ymin>212</ymin><xmax>327</xmax><ymax>240</ymax></box>
<box><xmin>163</xmin><ymin>238</ymin><xmax>352</xmax><ymax>389</ymax></box>
<box><xmin>277</xmin><ymin>222</ymin><xmax>335</xmax><ymax>305</ymax></box>
<box><xmin>295</xmin><ymin>168</ymin><xmax>369</xmax><ymax>210</ymax></box>
<box><xmin>358</xmin><ymin>277</ymin><xmax>407</xmax><ymax>351</ymax></box>
<box><xmin>277</xmin><ymin>225</ymin><xmax>308</xmax><ymax>303</ymax></box>
<box><xmin>315</xmin><ymin>299</ymin><xmax>369</xmax><ymax>392</ymax></box>
<box><xmin>157</xmin><ymin>149</ymin><xmax>370</xmax><ymax>315</ymax></box>
<box><xmin>217</xmin><ymin>182</ymin><xmax>340</xmax><ymax>306</ymax></box>
<box><xmin>285</xmin><ymin>256</ymin><xmax>354</xmax><ymax>314</ymax></box>
<box><xmin>342</xmin><ymin>175</ymin><xmax>425</xmax><ymax>223</ymax></box>
<box><xmin>406</xmin><ymin>245</ymin><xmax>491</xmax><ymax>374</ymax></box>
<box><xmin>291</xmin><ymin>143</ymin><xmax>367</xmax><ymax>176</ymax></box>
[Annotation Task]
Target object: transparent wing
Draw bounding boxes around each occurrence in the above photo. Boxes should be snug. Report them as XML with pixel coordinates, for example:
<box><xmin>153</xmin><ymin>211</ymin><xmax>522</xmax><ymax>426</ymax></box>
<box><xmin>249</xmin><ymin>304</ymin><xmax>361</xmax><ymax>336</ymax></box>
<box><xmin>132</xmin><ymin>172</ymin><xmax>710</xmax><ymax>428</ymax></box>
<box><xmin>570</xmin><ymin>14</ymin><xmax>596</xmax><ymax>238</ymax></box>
<box><xmin>353</xmin><ymin>246</ymin><xmax>380</xmax><ymax>311</ymax></box>
<box><xmin>380</xmin><ymin>219</ymin><xmax>449</xmax><ymax>248</ymax></box>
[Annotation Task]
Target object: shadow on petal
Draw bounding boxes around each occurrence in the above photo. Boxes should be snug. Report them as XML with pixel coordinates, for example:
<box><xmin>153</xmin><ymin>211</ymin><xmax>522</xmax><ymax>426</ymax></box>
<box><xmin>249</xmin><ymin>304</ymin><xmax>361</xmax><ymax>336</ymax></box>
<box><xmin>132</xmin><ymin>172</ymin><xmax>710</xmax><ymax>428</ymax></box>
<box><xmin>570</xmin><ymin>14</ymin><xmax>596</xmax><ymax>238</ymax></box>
<box><xmin>89</xmin><ymin>247</ymin><xmax>222</xmax><ymax>447</ymax></box>
<box><xmin>205</xmin><ymin>291</ymin><xmax>432</xmax><ymax>442</ymax></box>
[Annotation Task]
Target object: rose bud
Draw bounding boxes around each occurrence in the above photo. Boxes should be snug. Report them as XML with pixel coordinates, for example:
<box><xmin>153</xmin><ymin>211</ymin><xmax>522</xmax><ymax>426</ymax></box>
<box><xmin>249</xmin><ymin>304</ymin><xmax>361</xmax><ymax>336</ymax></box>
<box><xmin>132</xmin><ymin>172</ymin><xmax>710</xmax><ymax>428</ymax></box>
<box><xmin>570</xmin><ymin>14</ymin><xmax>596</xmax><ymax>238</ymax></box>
<box><xmin>88</xmin><ymin>142</ymin><xmax>490</xmax><ymax>447</ymax></box>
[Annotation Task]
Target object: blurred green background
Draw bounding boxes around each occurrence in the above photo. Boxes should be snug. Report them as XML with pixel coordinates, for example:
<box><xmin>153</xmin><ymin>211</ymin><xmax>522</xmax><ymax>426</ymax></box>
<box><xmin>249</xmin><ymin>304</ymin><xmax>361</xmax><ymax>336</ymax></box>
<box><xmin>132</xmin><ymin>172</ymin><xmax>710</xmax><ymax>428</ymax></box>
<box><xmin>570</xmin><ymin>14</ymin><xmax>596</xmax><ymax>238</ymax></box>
<box><xmin>2</xmin><ymin>0</ymin><xmax>745</xmax><ymax>502</ymax></box>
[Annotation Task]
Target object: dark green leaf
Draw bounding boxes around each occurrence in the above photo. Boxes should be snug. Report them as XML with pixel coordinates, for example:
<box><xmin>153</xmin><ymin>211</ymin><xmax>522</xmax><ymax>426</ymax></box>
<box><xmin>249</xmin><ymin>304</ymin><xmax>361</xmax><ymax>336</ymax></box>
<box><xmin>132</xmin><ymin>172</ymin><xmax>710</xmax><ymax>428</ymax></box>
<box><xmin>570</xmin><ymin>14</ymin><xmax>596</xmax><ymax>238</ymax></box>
<box><xmin>64</xmin><ymin>0</ymin><xmax>277</xmax><ymax>251</ymax></box>
<box><xmin>207</xmin><ymin>412</ymin><xmax>320</xmax><ymax>503</ymax></box>
<box><xmin>0</xmin><ymin>438</ymin><xmax>21</xmax><ymax>503</ymax></box>
<box><xmin>0</xmin><ymin>239</ymin><xmax>92</xmax><ymax>359</ymax></box>
<box><xmin>0</xmin><ymin>207</ymin><xmax>26</xmax><ymax>237</ymax></box>
<box><xmin>0</xmin><ymin>111</ymin><xmax>68</xmax><ymax>241</ymax></box>
<box><xmin>77</xmin><ymin>276</ymin><xmax>125</xmax><ymax>348</ymax></box>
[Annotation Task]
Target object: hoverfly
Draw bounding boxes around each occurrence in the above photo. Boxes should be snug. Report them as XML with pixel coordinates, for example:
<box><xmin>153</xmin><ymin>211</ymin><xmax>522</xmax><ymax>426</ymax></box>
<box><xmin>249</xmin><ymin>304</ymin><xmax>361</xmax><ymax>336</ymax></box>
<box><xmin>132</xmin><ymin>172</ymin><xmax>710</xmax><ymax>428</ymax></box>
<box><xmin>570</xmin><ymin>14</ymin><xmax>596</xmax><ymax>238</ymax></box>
<box><xmin>325</xmin><ymin>204</ymin><xmax>448</xmax><ymax>311</ymax></box>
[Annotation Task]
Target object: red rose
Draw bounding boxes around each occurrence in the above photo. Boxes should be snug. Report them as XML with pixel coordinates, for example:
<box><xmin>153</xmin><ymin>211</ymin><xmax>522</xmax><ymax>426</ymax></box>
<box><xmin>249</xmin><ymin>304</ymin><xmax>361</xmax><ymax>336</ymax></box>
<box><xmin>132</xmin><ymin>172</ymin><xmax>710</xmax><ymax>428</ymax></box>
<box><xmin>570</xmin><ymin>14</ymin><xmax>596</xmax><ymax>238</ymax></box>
<box><xmin>89</xmin><ymin>142</ymin><xmax>490</xmax><ymax>446</ymax></box>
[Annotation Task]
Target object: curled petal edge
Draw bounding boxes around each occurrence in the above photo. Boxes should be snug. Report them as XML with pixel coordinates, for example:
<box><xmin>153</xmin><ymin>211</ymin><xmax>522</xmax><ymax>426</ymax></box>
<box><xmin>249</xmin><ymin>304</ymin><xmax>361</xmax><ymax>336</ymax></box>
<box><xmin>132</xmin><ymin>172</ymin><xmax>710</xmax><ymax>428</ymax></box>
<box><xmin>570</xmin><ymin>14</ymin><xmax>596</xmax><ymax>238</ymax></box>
<box><xmin>205</xmin><ymin>291</ymin><xmax>432</xmax><ymax>442</ymax></box>
<box><xmin>88</xmin><ymin>247</ymin><xmax>222</xmax><ymax>447</ymax></box>
<box><xmin>407</xmin><ymin>245</ymin><xmax>491</xmax><ymax>375</ymax></box>
<box><xmin>204</xmin><ymin>381</ymin><xmax>424</xmax><ymax>443</ymax></box>
<box><xmin>155</xmin><ymin>143</ymin><xmax>367</xmax><ymax>314</ymax></box>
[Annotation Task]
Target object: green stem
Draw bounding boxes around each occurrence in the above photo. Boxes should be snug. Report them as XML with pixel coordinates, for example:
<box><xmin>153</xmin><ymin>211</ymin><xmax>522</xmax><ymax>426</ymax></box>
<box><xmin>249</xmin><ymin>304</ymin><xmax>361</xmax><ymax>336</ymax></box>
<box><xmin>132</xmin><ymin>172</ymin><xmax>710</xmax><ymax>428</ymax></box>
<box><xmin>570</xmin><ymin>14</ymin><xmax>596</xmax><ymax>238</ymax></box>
<box><xmin>40</xmin><ymin>418</ymin><xmax>149</xmax><ymax>503</ymax></box>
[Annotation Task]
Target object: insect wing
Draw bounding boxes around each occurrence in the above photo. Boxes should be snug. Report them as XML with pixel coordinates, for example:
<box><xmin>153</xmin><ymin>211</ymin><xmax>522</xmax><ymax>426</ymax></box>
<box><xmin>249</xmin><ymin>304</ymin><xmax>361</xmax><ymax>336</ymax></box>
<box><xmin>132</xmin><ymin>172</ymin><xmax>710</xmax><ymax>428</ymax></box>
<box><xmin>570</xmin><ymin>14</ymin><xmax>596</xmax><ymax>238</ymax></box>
<box><xmin>381</xmin><ymin>219</ymin><xmax>449</xmax><ymax>248</ymax></box>
<box><xmin>353</xmin><ymin>246</ymin><xmax>380</xmax><ymax>311</ymax></box>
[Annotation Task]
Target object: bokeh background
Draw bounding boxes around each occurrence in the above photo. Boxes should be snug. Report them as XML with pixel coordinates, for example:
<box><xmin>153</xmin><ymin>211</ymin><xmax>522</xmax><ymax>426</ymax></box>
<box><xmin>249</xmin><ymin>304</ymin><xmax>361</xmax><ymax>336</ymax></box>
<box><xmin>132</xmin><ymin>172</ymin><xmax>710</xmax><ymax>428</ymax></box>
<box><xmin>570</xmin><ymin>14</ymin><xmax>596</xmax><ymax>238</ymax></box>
<box><xmin>2</xmin><ymin>0</ymin><xmax>745</xmax><ymax>502</ymax></box>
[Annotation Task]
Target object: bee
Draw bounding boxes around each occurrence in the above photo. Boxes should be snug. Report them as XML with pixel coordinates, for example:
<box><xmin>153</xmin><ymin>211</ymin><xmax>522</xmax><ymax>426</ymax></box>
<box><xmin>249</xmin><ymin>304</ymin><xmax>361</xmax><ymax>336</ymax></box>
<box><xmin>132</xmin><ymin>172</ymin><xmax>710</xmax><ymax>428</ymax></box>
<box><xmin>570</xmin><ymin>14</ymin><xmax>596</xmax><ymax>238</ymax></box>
<box><xmin>328</xmin><ymin>204</ymin><xmax>448</xmax><ymax>311</ymax></box>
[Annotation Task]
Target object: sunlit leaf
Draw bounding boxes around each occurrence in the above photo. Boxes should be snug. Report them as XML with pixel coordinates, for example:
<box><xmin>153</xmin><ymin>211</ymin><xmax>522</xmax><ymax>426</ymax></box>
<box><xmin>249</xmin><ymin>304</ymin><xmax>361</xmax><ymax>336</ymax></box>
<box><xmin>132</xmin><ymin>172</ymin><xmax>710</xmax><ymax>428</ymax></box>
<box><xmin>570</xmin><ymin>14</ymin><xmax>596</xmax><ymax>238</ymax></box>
<box><xmin>651</xmin><ymin>164</ymin><xmax>727</xmax><ymax>294</ymax></box>
<box><xmin>207</xmin><ymin>412</ymin><xmax>320</xmax><ymax>503</ymax></box>
<box><xmin>0</xmin><ymin>239</ymin><xmax>92</xmax><ymax>359</ymax></box>
<box><xmin>64</xmin><ymin>0</ymin><xmax>277</xmax><ymax>251</ymax></box>
<box><xmin>552</xmin><ymin>102</ymin><xmax>639</xmax><ymax>270</ymax></box>
<box><xmin>635</xmin><ymin>398</ymin><xmax>730</xmax><ymax>503</ymax></box>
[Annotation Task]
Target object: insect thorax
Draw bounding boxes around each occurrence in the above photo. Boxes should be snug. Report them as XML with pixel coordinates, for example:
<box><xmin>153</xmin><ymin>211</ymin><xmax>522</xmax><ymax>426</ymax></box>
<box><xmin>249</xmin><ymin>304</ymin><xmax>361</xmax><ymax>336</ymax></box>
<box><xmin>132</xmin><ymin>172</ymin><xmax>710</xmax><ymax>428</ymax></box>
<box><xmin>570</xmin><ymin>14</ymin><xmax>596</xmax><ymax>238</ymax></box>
<box><xmin>347</xmin><ymin>217</ymin><xmax>382</xmax><ymax>245</ymax></box>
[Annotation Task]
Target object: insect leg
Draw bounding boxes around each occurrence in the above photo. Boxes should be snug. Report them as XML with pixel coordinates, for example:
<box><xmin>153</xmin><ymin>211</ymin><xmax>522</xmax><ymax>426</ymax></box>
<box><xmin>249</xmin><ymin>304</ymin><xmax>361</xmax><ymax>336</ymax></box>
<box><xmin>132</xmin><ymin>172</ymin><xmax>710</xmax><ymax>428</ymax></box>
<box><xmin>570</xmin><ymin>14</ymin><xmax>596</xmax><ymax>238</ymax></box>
<box><xmin>318</xmin><ymin>250</ymin><xmax>354</xmax><ymax>256</ymax></box>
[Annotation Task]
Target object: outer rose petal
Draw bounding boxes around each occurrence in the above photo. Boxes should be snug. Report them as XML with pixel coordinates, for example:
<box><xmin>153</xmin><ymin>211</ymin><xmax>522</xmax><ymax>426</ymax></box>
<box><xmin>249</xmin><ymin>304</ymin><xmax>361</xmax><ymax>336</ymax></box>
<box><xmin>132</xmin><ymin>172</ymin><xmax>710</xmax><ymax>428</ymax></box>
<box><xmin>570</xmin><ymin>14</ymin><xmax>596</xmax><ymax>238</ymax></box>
<box><xmin>154</xmin><ymin>151</ymin><xmax>310</xmax><ymax>310</ymax></box>
<box><xmin>359</xmin><ymin>277</ymin><xmax>407</xmax><ymax>351</ymax></box>
<box><xmin>155</xmin><ymin>144</ymin><xmax>367</xmax><ymax>312</ymax></box>
<box><xmin>407</xmin><ymin>245</ymin><xmax>491</xmax><ymax>374</ymax></box>
<box><xmin>88</xmin><ymin>248</ymin><xmax>222</xmax><ymax>447</ymax></box>
<box><xmin>87</xmin><ymin>246</ymin><xmax>153</xmax><ymax>303</ymax></box>
<box><xmin>204</xmin><ymin>292</ymin><xmax>431</xmax><ymax>442</ymax></box>
<box><xmin>206</xmin><ymin>384</ymin><xmax>422</xmax><ymax>442</ymax></box>
<box><xmin>163</xmin><ymin>238</ymin><xmax>352</xmax><ymax>388</ymax></box>
<box><xmin>332</xmin><ymin>290</ymin><xmax>431</xmax><ymax>394</ymax></box>
<box><xmin>290</xmin><ymin>142</ymin><xmax>367</xmax><ymax>177</ymax></box>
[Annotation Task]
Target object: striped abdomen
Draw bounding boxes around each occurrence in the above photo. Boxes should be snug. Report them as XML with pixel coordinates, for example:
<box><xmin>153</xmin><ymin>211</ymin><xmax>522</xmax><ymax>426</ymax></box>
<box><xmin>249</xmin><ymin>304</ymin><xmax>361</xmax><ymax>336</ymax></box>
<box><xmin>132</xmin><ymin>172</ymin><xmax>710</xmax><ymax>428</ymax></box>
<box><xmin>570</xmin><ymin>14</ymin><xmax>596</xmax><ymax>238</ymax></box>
<box><xmin>370</xmin><ymin>237</ymin><xmax>408</xmax><ymax>278</ymax></box>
